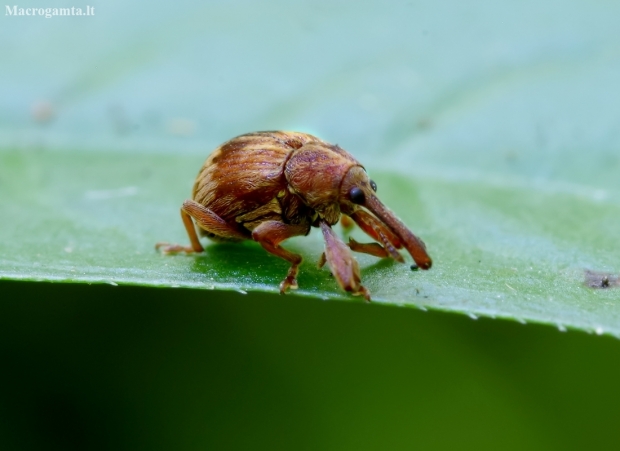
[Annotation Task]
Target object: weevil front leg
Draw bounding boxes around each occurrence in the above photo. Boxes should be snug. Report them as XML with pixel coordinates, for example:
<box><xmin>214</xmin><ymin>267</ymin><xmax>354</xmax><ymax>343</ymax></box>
<box><xmin>251</xmin><ymin>221</ymin><xmax>310</xmax><ymax>294</ymax></box>
<box><xmin>347</xmin><ymin>237</ymin><xmax>390</xmax><ymax>259</ymax></box>
<box><xmin>319</xmin><ymin>237</ymin><xmax>389</xmax><ymax>263</ymax></box>
<box><xmin>320</xmin><ymin>221</ymin><xmax>370</xmax><ymax>301</ymax></box>
<box><xmin>349</xmin><ymin>209</ymin><xmax>404</xmax><ymax>262</ymax></box>
<box><xmin>156</xmin><ymin>199</ymin><xmax>246</xmax><ymax>254</ymax></box>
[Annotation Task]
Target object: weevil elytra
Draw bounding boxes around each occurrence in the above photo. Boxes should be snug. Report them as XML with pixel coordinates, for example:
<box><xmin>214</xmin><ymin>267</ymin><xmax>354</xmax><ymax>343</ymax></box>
<box><xmin>156</xmin><ymin>131</ymin><xmax>432</xmax><ymax>300</ymax></box>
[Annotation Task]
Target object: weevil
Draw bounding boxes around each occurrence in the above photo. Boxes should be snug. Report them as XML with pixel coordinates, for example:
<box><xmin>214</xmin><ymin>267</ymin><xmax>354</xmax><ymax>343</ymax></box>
<box><xmin>156</xmin><ymin>131</ymin><xmax>432</xmax><ymax>300</ymax></box>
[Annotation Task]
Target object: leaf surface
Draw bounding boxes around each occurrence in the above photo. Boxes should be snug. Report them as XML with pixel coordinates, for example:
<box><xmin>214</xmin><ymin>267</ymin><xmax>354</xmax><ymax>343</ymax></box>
<box><xmin>1</xmin><ymin>0</ymin><xmax>619</xmax><ymax>335</ymax></box>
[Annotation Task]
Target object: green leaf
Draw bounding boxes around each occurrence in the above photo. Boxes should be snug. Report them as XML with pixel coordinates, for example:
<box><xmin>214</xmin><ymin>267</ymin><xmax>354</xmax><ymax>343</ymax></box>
<box><xmin>1</xmin><ymin>1</ymin><xmax>619</xmax><ymax>335</ymax></box>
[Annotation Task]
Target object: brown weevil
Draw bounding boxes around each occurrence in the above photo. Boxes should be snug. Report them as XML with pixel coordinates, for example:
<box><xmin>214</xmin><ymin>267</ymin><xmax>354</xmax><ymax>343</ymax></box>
<box><xmin>156</xmin><ymin>131</ymin><xmax>432</xmax><ymax>300</ymax></box>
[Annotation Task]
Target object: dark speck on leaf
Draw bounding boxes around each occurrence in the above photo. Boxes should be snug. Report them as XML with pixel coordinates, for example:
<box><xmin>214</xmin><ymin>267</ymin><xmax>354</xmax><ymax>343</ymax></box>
<box><xmin>410</xmin><ymin>265</ymin><xmax>419</xmax><ymax>271</ymax></box>
<box><xmin>585</xmin><ymin>270</ymin><xmax>619</xmax><ymax>289</ymax></box>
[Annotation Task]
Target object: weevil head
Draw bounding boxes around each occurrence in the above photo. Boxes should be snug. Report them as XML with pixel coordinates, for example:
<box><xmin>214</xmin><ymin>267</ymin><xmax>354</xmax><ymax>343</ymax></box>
<box><xmin>339</xmin><ymin>166</ymin><xmax>432</xmax><ymax>270</ymax></box>
<box><xmin>284</xmin><ymin>142</ymin><xmax>361</xmax><ymax>224</ymax></box>
<box><xmin>285</xmin><ymin>142</ymin><xmax>432</xmax><ymax>270</ymax></box>
<box><xmin>339</xmin><ymin>165</ymin><xmax>377</xmax><ymax>211</ymax></box>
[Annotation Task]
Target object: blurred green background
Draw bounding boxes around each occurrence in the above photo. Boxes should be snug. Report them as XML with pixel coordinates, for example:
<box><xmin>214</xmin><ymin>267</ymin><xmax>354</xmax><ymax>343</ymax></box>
<box><xmin>2</xmin><ymin>0</ymin><xmax>620</xmax><ymax>449</ymax></box>
<box><xmin>2</xmin><ymin>281</ymin><xmax>620</xmax><ymax>450</ymax></box>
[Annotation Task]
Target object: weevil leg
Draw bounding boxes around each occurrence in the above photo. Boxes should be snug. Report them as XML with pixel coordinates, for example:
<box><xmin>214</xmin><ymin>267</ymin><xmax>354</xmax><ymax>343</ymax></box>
<box><xmin>156</xmin><ymin>199</ymin><xmax>246</xmax><ymax>254</ymax></box>
<box><xmin>349</xmin><ymin>210</ymin><xmax>404</xmax><ymax>262</ymax></box>
<box><xmin>251</xmin><ymin>221</ymin><xmax>310</xmax><ymax>294</ymax></box>
<box><xmin>156</xmin><ymin>206</ymin><xmax>204</xmax><ymax>253</ymax></box>
<box><xmin>350</xmin><ymin>210</ymin><xmax>402</xmax><ymax>248</ymax></box>
<box><xmin>320</xmin><ymin>221</ymin><xmax>371</xmax><ymax>301</ymax></box>
<box><xmin>347</xmin><ymin>237</ymin><xmax>390</xmax><ymax>259</ymax></box>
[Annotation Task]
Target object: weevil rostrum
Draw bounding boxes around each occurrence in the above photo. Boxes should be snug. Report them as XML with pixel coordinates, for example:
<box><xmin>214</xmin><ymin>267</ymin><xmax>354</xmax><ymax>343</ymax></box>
<box><xmin>156</xmin><ymin>131</ymin><xmax>432</xmax><ymax>301</ymax></box>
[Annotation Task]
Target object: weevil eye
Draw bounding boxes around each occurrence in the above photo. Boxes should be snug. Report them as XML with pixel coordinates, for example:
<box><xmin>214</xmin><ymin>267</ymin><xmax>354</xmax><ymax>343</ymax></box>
<box><xmin>349</xmin><ymin>187</ymin><xmax>365</xmax><ymax>204</ymax></box>
<box><xmin>370</xmin><ymin>179</ymin><xmax>377</xmax><ymax>192</ymax></box>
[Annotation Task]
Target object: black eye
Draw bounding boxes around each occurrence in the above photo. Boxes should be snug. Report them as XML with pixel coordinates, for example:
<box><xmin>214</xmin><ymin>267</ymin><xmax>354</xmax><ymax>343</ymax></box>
<box><xmin>369</xmin><ymin>180</ymin><xmax>377</xmax><ymax>192</ymax></box>
<box><xmin>349</xmin><ymin>187</ymin><xmax>365</xmax><ymax>204</ymax></box>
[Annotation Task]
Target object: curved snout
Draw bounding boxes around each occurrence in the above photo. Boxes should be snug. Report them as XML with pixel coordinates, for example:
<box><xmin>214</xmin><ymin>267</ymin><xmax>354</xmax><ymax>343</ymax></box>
<box><xmin>364</xmin><ymin>193</ymin><xmax>432</xmax><ymax>269</ymax></box>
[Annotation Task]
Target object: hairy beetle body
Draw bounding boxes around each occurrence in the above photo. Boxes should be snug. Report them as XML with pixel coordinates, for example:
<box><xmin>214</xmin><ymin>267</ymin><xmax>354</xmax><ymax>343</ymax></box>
<box><xmin>157</xmin><ymin>131</ymin><xmax>432</xmax><ymax>300</ymax></box>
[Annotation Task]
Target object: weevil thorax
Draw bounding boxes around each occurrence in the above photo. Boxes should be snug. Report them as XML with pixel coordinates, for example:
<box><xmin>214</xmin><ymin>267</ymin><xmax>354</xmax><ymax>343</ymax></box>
<box><xmin>284</xmin><ymin>142</ymin><xmax>362</xmax><ymax>225</ymax></box>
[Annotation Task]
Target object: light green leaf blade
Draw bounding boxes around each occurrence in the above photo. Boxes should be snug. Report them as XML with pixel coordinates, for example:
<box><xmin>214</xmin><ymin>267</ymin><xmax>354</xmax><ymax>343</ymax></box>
<box><xmin>1</xmin><ymin>0</ymin><xmax>619</xmax><ymax>335</ymax></box>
